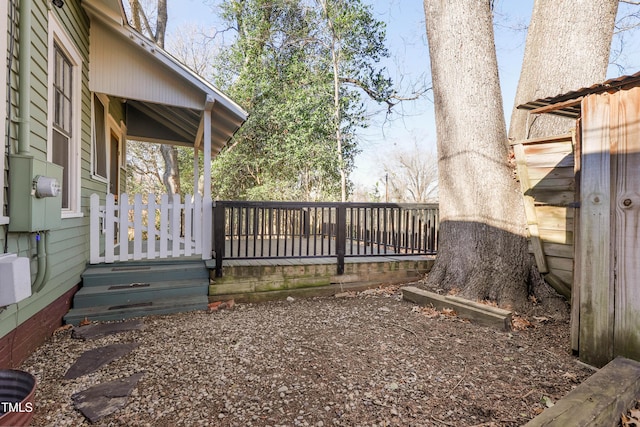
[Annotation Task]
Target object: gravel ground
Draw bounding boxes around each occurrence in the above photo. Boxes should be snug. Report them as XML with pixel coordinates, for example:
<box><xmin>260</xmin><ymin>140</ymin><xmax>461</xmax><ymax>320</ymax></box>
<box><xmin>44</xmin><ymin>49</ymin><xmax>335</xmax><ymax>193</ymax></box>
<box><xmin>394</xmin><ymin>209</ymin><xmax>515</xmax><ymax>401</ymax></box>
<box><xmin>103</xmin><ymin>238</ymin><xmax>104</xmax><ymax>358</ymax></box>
<box><xmin>21</xmin><ymin>286</ymin><xmax>593</xmax><ymax>427</ymax></box>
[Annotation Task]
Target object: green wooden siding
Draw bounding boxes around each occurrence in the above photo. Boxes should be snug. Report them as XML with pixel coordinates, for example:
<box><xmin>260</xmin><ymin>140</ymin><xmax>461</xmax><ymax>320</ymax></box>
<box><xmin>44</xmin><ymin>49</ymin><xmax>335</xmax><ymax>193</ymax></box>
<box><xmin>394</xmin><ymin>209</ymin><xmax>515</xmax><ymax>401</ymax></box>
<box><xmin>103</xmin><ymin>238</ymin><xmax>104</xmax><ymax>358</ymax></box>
<box><xmin>0</xmin><ymin>1</ymin><xmax>97</xmax><ymax>338</ymax></box>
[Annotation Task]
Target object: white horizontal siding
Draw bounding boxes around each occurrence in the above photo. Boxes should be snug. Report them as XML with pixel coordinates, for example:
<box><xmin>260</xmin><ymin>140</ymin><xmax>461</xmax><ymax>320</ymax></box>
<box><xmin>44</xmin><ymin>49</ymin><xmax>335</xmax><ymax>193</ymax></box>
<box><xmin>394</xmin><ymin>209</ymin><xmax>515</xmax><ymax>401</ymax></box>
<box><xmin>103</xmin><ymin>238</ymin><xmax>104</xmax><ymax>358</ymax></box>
<box><xmin>89</xmin><ymin>20</ymin><xmax>205</xmax><ymax>110</ymax></box>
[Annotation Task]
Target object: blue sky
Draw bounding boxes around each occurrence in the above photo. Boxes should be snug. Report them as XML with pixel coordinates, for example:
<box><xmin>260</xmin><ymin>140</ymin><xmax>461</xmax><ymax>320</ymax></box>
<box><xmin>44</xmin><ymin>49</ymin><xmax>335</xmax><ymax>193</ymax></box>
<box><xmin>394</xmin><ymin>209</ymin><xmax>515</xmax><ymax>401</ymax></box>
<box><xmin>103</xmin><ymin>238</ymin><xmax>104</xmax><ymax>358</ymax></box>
<box><xmin>167</xmin><ymin>0</ymin><xmax>640</xmax><ymax>192</ymax></box>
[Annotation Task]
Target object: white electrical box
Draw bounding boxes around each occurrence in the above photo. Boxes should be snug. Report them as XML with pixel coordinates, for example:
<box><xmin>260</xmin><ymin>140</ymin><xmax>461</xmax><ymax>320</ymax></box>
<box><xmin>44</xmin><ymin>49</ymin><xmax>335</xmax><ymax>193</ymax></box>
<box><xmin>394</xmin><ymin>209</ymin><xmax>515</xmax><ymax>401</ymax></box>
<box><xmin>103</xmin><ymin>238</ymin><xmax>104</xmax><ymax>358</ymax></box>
<box><xmin>0</xmin><ymin>253</ymin><xmax>32</xmax><ymax>306</ymax></box>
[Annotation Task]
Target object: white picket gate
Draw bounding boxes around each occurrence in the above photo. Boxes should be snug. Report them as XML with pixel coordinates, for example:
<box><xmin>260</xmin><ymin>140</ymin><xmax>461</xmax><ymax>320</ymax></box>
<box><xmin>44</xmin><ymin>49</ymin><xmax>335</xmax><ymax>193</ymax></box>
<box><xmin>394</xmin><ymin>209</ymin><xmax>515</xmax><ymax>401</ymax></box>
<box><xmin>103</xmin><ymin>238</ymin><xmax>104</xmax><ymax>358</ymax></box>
<box><xmin>90</xmin><ymin>193</ymin><xmax>207</xmax><ymax>264</ymax></box>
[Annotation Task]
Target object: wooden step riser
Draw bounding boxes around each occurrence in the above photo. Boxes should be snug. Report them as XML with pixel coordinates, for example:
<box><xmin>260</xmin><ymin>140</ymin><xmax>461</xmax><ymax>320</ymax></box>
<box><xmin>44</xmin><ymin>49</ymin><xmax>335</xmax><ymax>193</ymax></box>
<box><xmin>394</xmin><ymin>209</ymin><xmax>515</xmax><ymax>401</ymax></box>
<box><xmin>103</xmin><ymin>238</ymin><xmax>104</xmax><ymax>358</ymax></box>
<box><xmin>72</xmin><ymin>282</ymin><xmax>209</xmax><ymax>309</ymax></box>
<box><xmin>64</xmin><ymin>297</ymin><xmax>208</xmax><ymax>325</ymax></box>
<box><xmin>82</xmin><ymin>266</ymin><xmax>209</xmax><ymax>287</ymax></box>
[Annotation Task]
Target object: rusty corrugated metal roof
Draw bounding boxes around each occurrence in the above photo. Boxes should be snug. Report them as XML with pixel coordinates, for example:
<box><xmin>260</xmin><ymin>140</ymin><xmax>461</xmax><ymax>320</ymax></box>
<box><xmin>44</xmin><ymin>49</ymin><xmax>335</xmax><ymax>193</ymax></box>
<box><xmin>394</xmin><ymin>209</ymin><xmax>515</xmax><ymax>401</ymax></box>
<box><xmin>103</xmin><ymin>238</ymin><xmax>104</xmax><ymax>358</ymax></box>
<box><xmin>517</xmin><ymin>70</ymin><xmax>640</xmax><ymax>118</ymax></box>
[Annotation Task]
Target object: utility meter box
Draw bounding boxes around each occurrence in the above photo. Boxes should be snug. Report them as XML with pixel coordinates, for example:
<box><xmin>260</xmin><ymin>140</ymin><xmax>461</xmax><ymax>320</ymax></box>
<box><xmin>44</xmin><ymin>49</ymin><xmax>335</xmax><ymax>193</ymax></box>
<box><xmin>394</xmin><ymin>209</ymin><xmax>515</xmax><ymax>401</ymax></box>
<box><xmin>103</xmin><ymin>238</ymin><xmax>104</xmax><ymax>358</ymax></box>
<box><xmin>8</xmin><ymin>154</ymin><xmax>63</xmax><ymax>232</ymax></box>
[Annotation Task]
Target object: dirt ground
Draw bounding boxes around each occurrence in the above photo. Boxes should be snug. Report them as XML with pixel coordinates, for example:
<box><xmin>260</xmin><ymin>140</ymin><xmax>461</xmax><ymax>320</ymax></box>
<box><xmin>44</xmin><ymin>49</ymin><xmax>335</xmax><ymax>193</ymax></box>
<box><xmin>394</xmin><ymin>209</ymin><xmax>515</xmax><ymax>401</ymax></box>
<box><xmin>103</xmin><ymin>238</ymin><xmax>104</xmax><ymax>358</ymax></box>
<box><xmin>21</xmin><ymin>283</ymin><xmax>593</xmax><ymax>427</ymax></box>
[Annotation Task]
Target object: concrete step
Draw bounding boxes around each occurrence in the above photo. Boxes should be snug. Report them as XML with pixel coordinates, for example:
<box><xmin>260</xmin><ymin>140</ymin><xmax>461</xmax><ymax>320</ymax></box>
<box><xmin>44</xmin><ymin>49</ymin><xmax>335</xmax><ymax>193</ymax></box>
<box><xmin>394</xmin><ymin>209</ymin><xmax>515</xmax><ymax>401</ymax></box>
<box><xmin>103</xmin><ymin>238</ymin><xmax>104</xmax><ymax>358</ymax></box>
<box><xmin>64</xmin><ymin>295</ymin><xmax>209</xmax><ymax>325</ymax></box>
<box><xmin>72</xmin><ymin>279</ymin><xmax>209</xmax><ymax>309</ymax></box>
<box><xmin>81</xmin><ymin>261</ymin><xmax>209</xmax><ymax>287</ymax></box>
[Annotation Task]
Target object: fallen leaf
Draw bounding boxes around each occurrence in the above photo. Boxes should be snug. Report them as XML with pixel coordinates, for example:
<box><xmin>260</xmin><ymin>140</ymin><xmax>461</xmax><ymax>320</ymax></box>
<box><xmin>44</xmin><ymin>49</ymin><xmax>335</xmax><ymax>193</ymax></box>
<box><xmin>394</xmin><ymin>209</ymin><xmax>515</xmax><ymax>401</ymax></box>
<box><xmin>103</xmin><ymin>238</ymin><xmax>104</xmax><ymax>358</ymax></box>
<box><xmin>512</xmin><ymin>315</ymin><xmax>533</xmax><ymax>330</ymax></box>
<box><xmin>541</xmin><ymin>396</ymin><xmax>554</xmax><ymax>408</ymax></box>
<box><xmin>441</xmin><ymin>308</ymin><xmax>457</xmax><ymax>317</ymax></box>
<box><xmin>412</xmin><ymin>306</ymin><xmax>439</xmax><ymax>318</ymax></box>
<box><xmin>54</xmin><ymin>324</ymin><xmax>73</xmax><ymax>334</ymax></box>
<box><xmin>79</xmin><ymin>317</ymin><xmax>92</xmax><ymax>327</ymax></box>
<box><xmin>621</xmin><ymin>413</ymin><xmax>638</xmax><ymax>427</ymax></box>
<box><xmin>479</xmin><ymin>299</ymin><xmax>498</xmax><ymax>307</ymax></box>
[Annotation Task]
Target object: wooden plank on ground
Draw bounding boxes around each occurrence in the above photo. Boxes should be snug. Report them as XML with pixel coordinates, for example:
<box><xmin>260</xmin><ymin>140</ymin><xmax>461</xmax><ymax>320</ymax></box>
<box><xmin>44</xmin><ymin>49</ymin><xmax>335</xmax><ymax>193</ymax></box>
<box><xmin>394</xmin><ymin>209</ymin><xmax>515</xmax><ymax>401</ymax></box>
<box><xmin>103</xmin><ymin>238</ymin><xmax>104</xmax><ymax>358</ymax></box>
<box><xmin>524</xmin><ymin>357</ymin><xmax>640</xmax><ymax>427</ymax></box>
<box><xmin>401</xmin><ymin>286</ymin><xmax>512</xmax><ymax>331</ymax></box>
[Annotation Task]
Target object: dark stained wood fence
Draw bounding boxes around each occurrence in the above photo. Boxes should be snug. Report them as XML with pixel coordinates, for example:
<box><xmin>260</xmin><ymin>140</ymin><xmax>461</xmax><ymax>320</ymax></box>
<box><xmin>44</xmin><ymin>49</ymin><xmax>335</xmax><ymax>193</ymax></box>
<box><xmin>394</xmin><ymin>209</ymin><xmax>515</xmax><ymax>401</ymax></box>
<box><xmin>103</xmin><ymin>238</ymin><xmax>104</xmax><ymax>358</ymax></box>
<box><xmin>213</xmin><ymin>201</ymin><xmax>439</xmax><ymax>276</ymax></box>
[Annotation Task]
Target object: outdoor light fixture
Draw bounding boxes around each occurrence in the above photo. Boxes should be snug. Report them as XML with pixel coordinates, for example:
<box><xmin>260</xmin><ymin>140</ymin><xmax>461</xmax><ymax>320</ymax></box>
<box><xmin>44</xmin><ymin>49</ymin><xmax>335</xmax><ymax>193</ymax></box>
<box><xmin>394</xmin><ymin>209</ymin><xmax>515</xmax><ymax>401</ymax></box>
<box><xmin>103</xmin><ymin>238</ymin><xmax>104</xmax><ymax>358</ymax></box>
<box><xmin>51</xmin><ymin>0</ymin><xmax>64</xmax><ymax>8</ymax></box>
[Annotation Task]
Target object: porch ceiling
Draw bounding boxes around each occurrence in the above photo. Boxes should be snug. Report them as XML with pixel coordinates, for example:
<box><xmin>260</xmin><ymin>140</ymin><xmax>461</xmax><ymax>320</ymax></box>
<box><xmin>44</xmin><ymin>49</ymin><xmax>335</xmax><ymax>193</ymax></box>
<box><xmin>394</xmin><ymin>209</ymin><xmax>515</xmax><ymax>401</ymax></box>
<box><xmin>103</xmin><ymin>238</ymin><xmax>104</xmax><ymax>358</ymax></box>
<box><xmin>83</xmin><ymin>0</ymin><xmax>248</xmax><ymax>156</ymax></box>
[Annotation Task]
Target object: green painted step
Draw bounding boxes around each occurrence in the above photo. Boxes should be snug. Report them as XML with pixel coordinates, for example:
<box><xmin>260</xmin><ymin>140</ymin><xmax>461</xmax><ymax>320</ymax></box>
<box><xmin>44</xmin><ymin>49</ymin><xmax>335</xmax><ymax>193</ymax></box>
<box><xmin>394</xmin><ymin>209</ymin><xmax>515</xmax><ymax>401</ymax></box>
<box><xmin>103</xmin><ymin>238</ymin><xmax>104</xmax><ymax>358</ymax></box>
<box><xmin>71</xmin><ymin>279</ymin><xmax>209</xmax><ymax>309</ymax></box>
<box><xmin>81</xmin><ymin>262</ymin><xmax>209</xmax><ymax>287</ymax></box>
<box><xmin>64</xmin><ymin>295</ymin><xmax>209</xmax><ymax>325</ymax></box>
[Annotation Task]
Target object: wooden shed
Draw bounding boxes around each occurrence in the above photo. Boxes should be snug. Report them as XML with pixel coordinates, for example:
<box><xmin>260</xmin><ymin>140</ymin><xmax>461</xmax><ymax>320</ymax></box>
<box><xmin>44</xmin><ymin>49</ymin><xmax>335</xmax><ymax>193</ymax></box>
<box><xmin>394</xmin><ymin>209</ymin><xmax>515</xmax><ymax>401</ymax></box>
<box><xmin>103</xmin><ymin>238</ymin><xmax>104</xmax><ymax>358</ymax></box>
<box><xmin>515</xmin><ymin>71</ymin><xmax>640</xmax><ymax>368</ymax></box>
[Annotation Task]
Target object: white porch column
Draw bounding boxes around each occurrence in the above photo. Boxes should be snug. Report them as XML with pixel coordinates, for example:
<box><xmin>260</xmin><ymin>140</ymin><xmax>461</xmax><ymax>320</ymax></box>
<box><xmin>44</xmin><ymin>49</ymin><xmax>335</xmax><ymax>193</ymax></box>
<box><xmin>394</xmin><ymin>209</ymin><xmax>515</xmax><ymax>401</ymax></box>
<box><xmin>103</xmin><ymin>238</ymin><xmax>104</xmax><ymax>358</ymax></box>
<box><xmin>193</xmin><ymin>148</ymin><xmax>200</xmax><ymax>195</ymax></box>
<box><xmin>201</xmin><ymin>97</ymin><xmax>215</xmax><ymax>260</ymax></box>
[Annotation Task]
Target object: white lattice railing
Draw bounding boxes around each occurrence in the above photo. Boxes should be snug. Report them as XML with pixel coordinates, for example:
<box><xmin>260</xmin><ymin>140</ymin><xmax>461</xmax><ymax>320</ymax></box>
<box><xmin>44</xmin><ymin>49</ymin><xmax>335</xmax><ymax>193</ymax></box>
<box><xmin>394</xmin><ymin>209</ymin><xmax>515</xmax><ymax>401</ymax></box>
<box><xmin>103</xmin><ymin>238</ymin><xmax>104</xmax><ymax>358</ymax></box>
<box><xmin>90</xmin><ymin>193</ymin><xmax>206</xmax><ymax>264</ymax></box>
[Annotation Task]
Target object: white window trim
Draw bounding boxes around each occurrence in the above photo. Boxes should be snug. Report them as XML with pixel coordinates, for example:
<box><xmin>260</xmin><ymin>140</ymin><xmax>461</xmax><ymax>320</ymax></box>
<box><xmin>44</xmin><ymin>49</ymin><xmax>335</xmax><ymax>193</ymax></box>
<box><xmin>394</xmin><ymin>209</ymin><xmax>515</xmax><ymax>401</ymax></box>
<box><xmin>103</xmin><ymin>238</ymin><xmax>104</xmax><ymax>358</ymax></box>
<box><xmin>108</xmin><ymin>115</ymin><xmax>122</xmax><ymax>196</ymax></box>
<box><xmin>0</xmin><ymin>0</ymin><xmax>9</xmax><ymax>225</ymax></box>
<box><xmin>91</xmin><ymin>93</ymin><xmax>109</xmax><ymax>184</ymax></box>
<box><xmin>47</xmin><ymin>11</ymin><xmax>83</xmax><ymax>218</ymax></box>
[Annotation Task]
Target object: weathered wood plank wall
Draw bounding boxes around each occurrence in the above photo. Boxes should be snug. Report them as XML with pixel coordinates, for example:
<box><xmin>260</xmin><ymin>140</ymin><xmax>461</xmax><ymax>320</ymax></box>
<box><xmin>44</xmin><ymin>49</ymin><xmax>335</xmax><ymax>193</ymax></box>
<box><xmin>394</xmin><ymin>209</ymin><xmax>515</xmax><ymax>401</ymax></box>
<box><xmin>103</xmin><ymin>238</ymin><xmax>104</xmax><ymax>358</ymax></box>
<box><xmin>512</xmin><ymin>133</ymin><xmax>576</xmax><ymax>299</ymax></box>
<box><xmin>611</xmin><ymin>86</ymin><xmax>640</xmax><ymax>363</ymax></box>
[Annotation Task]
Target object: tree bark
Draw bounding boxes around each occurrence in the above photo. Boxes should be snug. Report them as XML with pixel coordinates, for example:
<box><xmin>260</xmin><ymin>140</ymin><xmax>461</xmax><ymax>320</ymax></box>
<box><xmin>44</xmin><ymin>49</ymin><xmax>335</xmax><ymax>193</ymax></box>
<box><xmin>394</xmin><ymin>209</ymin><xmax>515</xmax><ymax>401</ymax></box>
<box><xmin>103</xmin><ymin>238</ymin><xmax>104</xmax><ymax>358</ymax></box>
<box><xmin>423</xmin><ymin>0</ymin><xmax>530</xmax><ymax>309</ymax></box>
<box><xmin>508</xmin><ymin>0</ymin><xmax>618</xmax><ymax>141</ymax></box>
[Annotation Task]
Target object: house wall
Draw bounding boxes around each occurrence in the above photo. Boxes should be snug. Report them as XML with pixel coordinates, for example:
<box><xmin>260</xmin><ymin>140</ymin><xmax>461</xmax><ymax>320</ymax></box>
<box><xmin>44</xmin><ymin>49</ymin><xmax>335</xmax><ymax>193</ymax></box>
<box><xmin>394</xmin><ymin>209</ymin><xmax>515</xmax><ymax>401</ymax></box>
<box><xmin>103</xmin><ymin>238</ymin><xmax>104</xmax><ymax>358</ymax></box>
<box><xmin>0</xmin><ymin>1</ymin><xmax>104</xmax><ymax>368</ymax></box>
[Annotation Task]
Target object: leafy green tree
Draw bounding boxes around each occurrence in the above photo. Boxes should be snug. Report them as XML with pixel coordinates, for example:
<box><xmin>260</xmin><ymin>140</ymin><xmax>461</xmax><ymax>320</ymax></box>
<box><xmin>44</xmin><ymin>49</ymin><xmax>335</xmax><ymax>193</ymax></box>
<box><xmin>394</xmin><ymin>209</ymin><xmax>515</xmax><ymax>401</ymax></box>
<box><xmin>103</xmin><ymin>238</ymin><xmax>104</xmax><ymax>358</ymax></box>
<box><xmin>207</xmin><ymin>0</ymin><xmax>337</xmax><ymax>201</ymax></box>
<box><xmin>210</xmin><ymin>0</ymin><xmax>398</xmax><ymax>201</ymax></box>
<box><xmin>316</xmin><ymin>0</ymin><xmax>394</xmax><ymax>201</ymax></box>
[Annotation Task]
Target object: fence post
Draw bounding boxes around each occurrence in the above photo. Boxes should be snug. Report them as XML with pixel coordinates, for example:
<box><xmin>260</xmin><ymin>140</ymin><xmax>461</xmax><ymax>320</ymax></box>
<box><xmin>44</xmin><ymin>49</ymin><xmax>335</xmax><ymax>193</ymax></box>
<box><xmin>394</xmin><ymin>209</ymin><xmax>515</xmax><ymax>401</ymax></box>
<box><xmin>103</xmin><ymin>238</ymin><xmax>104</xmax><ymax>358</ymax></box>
<box><xmin>213</xmin><ymin>201</ymin><xmax>225</xmax><ymax>277</ymax></box>
<box><xmin>336</xmin><ymin>204</ymin><xmax>346</xmax><ymax>275</ymax></box>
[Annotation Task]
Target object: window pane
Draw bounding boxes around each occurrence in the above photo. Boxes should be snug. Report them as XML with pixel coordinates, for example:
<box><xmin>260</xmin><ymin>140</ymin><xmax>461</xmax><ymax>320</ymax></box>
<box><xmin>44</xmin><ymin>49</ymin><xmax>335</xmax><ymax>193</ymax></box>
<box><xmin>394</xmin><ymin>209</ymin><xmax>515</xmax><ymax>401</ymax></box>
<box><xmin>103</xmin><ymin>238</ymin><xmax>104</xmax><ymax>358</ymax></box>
<box><xmin>54</xmin><ymin>44</ymin><xmax>72</xmax><ymax>133</ymax></box>
<box><xmin>64</xmin><ymin>98</ymin><xmax>72</xmax><ymax>132</ymax></box>
<box><xmin>93</xmin><ymin>95</ymin><xmax>107</xmax><ymax>178</ymax></box>
<box><xmin>52</xmin><ymin>129</ymin><xmax>69</xmax><ymax>209</ymax></box>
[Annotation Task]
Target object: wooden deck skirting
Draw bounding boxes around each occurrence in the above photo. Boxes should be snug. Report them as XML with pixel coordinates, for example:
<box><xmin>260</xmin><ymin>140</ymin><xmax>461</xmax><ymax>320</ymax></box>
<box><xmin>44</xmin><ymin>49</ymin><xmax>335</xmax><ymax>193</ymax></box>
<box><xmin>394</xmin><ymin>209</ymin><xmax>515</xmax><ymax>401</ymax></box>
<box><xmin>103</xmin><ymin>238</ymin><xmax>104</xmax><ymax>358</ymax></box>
<box><xmin>205</xmin><ymin>255</ymin><xmax>435</xmax><ymax>303</ymax></box>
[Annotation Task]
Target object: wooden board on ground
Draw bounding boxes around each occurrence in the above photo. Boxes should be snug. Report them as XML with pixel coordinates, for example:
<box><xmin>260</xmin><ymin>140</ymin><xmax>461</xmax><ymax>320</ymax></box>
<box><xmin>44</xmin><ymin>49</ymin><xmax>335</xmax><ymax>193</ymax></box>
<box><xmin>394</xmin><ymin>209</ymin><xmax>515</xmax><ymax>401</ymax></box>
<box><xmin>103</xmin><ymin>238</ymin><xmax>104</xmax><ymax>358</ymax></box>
<box><xmin>524</xmin><ymin>357</ymin><xmax>640</xmax><ymax>427</ymax></box>
<box><xmin>401</xmin><ymin>286</ymin><xmax>512</xmax><ymax>331</ymax></box>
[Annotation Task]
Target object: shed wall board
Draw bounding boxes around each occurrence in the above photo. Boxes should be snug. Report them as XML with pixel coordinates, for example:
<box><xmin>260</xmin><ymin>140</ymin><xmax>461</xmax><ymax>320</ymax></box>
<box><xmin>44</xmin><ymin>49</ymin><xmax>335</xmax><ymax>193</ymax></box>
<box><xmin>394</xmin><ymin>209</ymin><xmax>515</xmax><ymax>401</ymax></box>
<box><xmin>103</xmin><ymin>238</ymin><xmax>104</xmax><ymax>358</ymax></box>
<box><xmin>579</xmin><ymin>93</ymin><xmax>614</xmax><ymax>367</ymax></box>
<box><xmin>514</xmin><ymin>134</ymin><xmax>575</xmax><ymax>293</ymax></box>
<box><xmin>612</xmin><ymin>86</ymin><xmax>640</xmax><ymax>361</ymax></box>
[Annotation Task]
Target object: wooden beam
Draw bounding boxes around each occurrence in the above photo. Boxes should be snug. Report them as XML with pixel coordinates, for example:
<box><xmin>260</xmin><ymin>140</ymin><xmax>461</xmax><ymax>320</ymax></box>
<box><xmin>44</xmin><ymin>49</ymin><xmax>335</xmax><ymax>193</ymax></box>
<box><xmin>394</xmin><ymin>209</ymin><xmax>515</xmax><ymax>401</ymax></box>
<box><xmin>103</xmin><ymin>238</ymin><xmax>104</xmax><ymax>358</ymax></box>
<box><xmin>402</xmin><ymin>286</ymin><xmax>512</xmax><ymax>331</ymax></box>
<box><xmin>578</xmin><ymin>93</ymin><xmax>614</xmax><ymax>367</ymax></box>
<box><xmin>524</xmin><ymin>357</ymin><xmax>640</xmax><ymax>427</ymax></box>
<box><xmin>510</xmin><ymin>132</ymin><xmax>573</xmax><ymax>146</ymax></box>
<box><xmin>513</xmin><ymin>143</ymin><xmax>549</xmax><ymax>273</ymax></box>
<box><xmin>528</xmin><ymin>97</ymin><xmax>583</xmax><ymax>115</ymax></box>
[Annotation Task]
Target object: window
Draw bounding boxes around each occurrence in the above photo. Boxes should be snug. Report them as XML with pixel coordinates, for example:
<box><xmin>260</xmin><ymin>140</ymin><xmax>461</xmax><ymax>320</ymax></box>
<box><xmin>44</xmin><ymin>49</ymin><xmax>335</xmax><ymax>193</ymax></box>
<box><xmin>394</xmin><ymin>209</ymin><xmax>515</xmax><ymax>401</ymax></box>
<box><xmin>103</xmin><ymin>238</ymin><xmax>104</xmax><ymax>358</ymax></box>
<box><xmin>48</xmin><ymin>12</ymin><xmax>82</xmax><ymax>216</ymax></box>
<box><xmin>0</xmin><ymin>0</ymin><xmax>9</xmax><ymax>224</ymax></box>
<box><xmin>52</xmin><ymin>44</ymin><xmax>73</xmax><ymax>209</ymax></box>
<box><xmin>92</xmin><ymin>94</ymin><xmax>108</xmax><ymax>180</ymax></box>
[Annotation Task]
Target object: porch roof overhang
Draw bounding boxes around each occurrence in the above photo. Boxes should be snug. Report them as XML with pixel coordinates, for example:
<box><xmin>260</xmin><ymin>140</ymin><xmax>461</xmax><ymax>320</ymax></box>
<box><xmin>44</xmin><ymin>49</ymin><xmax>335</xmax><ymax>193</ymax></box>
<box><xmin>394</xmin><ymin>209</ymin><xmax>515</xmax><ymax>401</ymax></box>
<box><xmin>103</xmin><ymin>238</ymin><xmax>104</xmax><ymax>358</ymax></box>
<box><xmin>82</xmin><ymin>0</ymin><xmax>248</xmax><ymax>156</ymax></box>
<box><xmin>516</xmin><ymin>71</ymin><xmax>640</xmax><ymax>119</ymax></box>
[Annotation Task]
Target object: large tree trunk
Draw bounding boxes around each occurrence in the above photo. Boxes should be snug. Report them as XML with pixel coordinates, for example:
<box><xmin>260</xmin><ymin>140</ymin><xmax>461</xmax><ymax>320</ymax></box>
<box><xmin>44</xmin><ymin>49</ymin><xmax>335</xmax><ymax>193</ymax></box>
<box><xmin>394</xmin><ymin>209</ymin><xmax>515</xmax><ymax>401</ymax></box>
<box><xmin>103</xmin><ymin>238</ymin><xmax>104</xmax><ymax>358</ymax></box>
<box><xmin>423</xmin><ymin>0</ymin><xmax>530</xmax><ymax>309</ymax></box>
<box><xmin>509</xmin><ymin>0</ymin><xmax>618</xmax><ymax>141</ymax></box>
<box><xmin>422</xmin><ymin>0</ymin><xmax>619</xmax><ymax>309</ymax></box>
